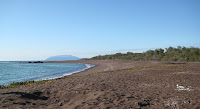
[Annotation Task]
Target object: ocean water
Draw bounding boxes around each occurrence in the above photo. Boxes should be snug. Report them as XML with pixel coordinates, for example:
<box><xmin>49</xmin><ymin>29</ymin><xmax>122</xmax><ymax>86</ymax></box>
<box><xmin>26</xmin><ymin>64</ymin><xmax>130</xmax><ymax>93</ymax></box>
<box><xmin>0</xmin><ymin>61</ymin><xmax>94</xmax><ymax>85</ymax></box>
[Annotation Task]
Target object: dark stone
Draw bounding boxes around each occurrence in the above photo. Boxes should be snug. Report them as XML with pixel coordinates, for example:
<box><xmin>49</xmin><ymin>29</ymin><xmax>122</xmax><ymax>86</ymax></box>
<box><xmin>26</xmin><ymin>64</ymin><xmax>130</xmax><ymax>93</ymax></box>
<box><xmin>136</xmin><ymin>100</ymin><xmax>150</xmax><ymax>107</ymax></box>
<box><xmin>127</xmin><ymin>96</ymin><xmax>135</xmax><ymax>98</ymax></box>
<box><xmin>60</xmin><ymin>103</ymin><xmax>63</xmax><ymax>106</ymax></box>
<box><xmin>26</xmin><ymin>101</ymin><xmax>31</xmax><ymax>104</ymax></box>
<box><xmin>8</xmin><ymin>98</ymin><xmax>14</xmax><ymax>101</ymax></box>
<box><xmin>19</xmin><ymin>103</ymin><xmax>26</xmax><ymax>105</ymax></box>
<box><xmin>28</xmin><ymin>61</ymin><xmax>43</xmax><ymax>63</ymax></box>
<box><xmin>13</xmin><ymin>102</ymin><xmax>17</xmax><ymax>104</ymax></box>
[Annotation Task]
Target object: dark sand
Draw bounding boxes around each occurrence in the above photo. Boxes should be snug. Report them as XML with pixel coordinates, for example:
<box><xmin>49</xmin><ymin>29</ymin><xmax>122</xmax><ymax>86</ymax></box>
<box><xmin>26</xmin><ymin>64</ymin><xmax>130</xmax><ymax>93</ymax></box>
<box><xmin>0</xmin><ymin>60</ymin><xmax>200</xmax><ymax>109</ymax></box>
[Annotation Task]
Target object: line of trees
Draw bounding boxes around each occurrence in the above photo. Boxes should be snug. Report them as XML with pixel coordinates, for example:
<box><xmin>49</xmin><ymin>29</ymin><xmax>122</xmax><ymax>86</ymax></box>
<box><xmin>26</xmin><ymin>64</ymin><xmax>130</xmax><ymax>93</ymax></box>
<box><xmin>90</xmin><ymin>46</ymin><xmax>200</xmax><ymax>62</ymax></box>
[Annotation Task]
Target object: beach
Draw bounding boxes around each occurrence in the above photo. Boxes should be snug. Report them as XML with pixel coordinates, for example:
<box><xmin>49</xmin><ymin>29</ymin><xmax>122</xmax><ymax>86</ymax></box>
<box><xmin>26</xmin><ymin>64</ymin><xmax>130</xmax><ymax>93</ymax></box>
<box><xmin>0</xmin><ymin>60</ymin><xmax>200</xmax><ymax>108</ymax></box>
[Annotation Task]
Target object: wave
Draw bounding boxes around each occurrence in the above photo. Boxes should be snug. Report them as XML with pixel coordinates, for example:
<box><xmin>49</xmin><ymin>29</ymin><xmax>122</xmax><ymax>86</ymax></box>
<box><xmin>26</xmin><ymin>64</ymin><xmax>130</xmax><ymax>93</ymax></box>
<box><xmin>63</xmin><ymin>64</ymin><xmax>95</xmax><ymax>76</ymax></box>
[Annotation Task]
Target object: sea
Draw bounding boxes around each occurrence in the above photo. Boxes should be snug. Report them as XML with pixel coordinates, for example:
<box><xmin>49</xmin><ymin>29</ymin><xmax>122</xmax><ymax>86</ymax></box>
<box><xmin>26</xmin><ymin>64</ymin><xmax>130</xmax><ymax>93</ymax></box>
<box><xmin>0</xmin><ymin>61</ymin><xmax>94</xmax><ymax>86</ymax></box>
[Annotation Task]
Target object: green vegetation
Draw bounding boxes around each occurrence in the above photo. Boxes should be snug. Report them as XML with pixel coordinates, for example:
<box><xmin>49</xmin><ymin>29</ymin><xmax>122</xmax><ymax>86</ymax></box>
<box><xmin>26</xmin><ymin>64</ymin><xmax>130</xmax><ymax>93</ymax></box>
<box><xmin>91</xmin><ymin>46</ymin><xmax>200</xmax><ymax>62</ymax></box>
<box><xmin>0</xmin><ymin>79</ymin><xmax>55</xmax><ymax>89</ymax></box>
<box><xmin>0</xmin><ymin>85</ymin><xmax>5</xmax><ymax>89</ymax></box>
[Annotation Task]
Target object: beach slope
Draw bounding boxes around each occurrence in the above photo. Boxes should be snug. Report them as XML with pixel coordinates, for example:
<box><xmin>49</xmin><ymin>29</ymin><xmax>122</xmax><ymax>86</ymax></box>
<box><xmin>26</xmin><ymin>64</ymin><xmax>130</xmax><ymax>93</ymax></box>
<box><xmin>0</xmin><ymin>60</ymin><xmax>200</xmax><ymax>108</ymax></box>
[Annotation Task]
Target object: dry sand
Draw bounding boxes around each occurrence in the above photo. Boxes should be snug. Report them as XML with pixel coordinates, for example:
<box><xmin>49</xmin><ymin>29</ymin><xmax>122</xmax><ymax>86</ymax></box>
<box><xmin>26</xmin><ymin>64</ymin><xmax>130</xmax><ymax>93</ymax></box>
<box><xmin>0</xmin><ymin>60</ymin><xmax>200</xmax><ymax>108</ymax></box>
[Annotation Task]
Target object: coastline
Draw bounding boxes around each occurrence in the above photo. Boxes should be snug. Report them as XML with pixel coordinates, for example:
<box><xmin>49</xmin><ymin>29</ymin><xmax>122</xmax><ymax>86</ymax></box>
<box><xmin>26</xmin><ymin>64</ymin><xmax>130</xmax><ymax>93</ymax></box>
<box><xmin>1</xmin><ymin>60</ymin><xmax>200</xmax><ymax>108</ymax></box>
<box><xmin>40</xmin><ymin>63</ymin><xmax>96</xmax><ymax>81</ymax></box>
<box><xmin>0</xmin><ymin>61</ymin><xmax>95</xmax><ymax>86</ymax></box>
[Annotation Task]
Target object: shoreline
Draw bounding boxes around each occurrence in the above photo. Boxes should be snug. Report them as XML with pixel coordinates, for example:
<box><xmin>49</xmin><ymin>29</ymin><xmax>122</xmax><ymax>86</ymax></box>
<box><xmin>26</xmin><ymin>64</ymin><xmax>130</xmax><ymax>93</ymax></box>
<box><xmin>0</xmin><ymin>61</ymin><xmax>96</xmax><ymax>86</ymax></box>
<box><xmin>1</xmin><ymin>60</ymin><xmax>200</xmax><ymax>108</ymax></box>
<box><xmin>35</xmin><ymin>63</ymin><xmax>96</xmax><ymax>83</ymax></box>
<box><xmin>1</xmin><ymin>60</ymin><xmax>196</xmax><ymax>86</ymax></box>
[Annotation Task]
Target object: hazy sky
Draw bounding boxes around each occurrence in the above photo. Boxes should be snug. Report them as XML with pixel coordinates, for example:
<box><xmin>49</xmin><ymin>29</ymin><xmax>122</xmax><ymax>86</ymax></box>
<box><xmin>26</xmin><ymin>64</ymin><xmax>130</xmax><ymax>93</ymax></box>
<box><xmin>0</xmin><ymin>0</ymin><xmax>200</xmax><ymax>61</ymax></box>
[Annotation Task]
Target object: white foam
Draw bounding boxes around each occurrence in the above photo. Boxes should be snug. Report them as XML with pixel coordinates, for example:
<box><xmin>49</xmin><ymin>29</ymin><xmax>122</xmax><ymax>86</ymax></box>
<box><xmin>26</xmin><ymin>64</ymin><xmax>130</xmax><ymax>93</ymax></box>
<box><xmin>85</xmin><ymin>64</ymin><xmax>91</xmax><ymax>68</ymax></box>
<box><xmin>62</xmin><ymin>64</ymin><xmax>94</xmax><ymax>77</ymax></box>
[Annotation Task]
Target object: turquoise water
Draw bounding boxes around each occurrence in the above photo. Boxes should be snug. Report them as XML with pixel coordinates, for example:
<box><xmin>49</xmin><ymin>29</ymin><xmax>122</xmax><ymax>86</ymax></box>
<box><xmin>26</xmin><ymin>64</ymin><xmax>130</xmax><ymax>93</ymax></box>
<box><xmin>0</xmin><ymin>62</ymin><xmax>94</xmax><ymax>85</ymax></box>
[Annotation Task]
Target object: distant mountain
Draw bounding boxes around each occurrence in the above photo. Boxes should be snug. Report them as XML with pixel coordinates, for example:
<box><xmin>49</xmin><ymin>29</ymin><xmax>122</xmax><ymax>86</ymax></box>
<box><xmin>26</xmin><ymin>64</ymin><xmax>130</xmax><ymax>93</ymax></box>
<box><xmin>45</xmin><ymin>55</ymin><xmax>80</xmax><ymax>61</ymax></box>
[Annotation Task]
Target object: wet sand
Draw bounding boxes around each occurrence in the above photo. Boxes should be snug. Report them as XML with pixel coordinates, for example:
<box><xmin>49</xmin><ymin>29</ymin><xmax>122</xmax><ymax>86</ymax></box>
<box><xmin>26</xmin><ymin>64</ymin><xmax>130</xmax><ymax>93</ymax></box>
<box><xmin>0</xmin><ymin>60</ymin><xmax>200</xmax><ymax>108</ymax></box>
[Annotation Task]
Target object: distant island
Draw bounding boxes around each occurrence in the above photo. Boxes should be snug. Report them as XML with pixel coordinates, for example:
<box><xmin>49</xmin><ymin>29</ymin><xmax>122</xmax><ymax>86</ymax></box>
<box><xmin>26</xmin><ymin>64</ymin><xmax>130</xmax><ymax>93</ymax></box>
<box><xmin>45</xmin><ymin>55</ymin><xmax>80</xmax><ymax>61</ymax></box>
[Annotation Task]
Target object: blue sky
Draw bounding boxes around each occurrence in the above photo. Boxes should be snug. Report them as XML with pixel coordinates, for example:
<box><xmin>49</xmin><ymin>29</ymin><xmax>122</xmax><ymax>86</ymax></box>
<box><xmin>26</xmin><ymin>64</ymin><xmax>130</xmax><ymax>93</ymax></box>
<box><xmin>0</xmin><ymin>0</ymin><xmax>199</xmax><ymax>61</ymax></box>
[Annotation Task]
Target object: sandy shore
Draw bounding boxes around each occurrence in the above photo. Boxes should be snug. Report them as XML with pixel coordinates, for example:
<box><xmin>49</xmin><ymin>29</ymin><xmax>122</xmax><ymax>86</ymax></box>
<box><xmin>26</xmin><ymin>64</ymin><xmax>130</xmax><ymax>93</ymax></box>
<box><xmin>0</xmin><ymin>60</ymin><xmax>200</xmax><ymax>108</ymax></box>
